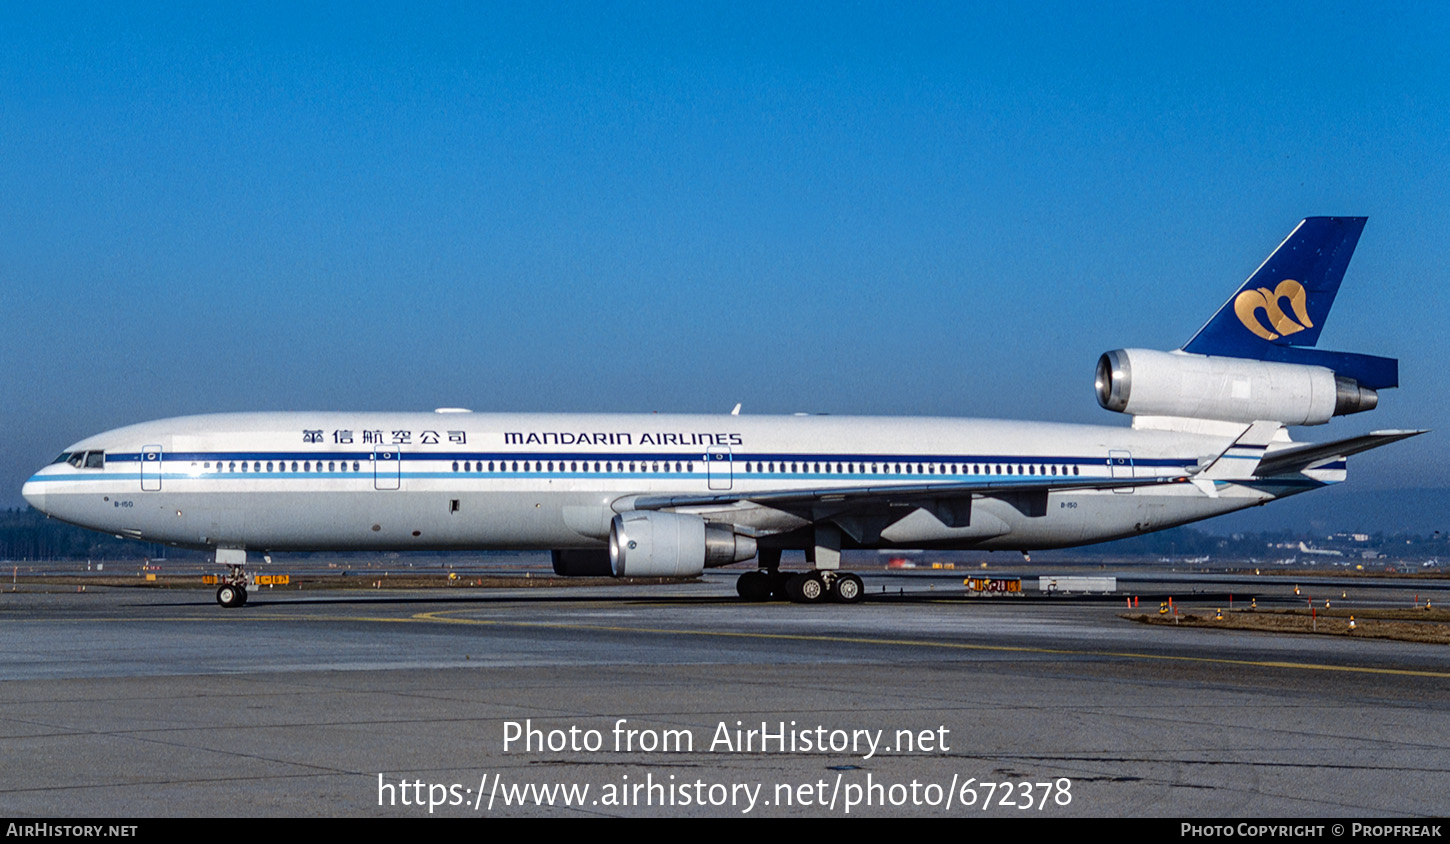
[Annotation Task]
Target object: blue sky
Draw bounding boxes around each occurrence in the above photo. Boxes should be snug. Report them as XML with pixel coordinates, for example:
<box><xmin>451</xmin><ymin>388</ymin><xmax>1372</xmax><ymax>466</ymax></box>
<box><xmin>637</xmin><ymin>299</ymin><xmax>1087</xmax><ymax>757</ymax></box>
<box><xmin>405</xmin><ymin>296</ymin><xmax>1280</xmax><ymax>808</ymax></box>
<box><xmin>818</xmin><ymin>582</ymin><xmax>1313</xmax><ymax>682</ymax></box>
<box><xmin>2</xmin><ymin>2</ymin><xmax>1446</xmax><ymax>513</ymax></box>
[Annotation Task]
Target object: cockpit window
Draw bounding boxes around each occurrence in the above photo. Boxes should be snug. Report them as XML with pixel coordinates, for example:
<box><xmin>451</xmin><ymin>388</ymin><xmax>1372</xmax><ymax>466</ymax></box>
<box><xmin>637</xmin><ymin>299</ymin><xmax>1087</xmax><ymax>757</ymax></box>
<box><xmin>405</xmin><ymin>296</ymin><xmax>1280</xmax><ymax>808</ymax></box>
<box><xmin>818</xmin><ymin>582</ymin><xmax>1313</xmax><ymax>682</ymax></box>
<box><xmin>52</xmin><ymin>452</ymin><xmax>71</xmax><ymax>465</ymax></box>
<box><xmin>64</xmin><ymin>450</ymin><xmax>106</xmax><ymax>469</ymax></box>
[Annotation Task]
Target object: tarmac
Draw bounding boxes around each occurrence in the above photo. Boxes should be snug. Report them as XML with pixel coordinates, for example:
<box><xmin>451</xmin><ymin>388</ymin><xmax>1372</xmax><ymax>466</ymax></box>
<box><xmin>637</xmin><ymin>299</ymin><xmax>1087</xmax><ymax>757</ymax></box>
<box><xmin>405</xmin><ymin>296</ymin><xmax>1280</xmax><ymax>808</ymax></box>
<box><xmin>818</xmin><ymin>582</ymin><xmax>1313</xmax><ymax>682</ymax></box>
<box><xmin>1</xmin><ymin>569</ymin><xmax>1447</xmax><ymax>817</ymax></box>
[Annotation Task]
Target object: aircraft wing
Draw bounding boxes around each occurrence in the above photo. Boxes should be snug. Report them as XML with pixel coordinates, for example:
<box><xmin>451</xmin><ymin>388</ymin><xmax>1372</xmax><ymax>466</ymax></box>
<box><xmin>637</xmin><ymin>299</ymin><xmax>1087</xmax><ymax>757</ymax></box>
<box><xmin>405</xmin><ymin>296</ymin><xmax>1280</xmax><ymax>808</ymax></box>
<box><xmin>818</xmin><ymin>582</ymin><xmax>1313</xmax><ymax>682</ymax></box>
<box><xmin>1256</xmin><ymin>429</ymin><xmax>1427</xmax><ymax>477</ymax></box>
<box><xmin>626</xmin><ymin>473</ymin><xmax>1190</xmax><ymax>513</ymax></box>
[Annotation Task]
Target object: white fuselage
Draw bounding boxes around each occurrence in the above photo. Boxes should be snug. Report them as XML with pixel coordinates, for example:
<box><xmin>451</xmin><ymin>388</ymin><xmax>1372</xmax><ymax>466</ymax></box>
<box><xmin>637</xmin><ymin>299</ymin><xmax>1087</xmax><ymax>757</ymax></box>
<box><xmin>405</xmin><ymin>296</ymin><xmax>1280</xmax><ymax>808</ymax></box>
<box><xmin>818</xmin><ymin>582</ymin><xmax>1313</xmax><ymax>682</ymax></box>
<box><xmin>21</xmin><ymin>410</ymin><xmax>1332</xmax><ymax>556</ymax></box>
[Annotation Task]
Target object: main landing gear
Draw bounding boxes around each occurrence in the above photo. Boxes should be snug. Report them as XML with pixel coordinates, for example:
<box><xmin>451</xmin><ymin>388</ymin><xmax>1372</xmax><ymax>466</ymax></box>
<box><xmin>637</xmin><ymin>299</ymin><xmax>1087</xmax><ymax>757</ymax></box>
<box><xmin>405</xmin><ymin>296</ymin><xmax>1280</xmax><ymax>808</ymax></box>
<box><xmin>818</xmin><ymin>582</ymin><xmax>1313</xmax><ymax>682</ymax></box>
<box><xmin>736</xmin><ymin>545</ymin><xmax>858</xmax><ymax>606</ymax></box>
<box><xmin>735</xmin><ymin>569</ymin><xmax>864</xmax><ymax>605</ymax></box>
<box><xmin>735</xmin><ymin>531</ymin><xmax>865</xmax><ymax>605</ymax></box>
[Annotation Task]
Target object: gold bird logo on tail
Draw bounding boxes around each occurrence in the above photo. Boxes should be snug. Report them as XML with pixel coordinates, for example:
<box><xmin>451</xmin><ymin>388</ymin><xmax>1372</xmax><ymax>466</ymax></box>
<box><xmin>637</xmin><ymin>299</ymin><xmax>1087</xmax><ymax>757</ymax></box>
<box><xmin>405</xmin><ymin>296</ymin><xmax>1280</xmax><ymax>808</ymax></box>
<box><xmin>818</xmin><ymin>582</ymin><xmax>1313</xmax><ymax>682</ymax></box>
<box><xmin>1233</xmin><ymin>279</ymin><xmax>1313</xmax><ymax>341</ymax></box>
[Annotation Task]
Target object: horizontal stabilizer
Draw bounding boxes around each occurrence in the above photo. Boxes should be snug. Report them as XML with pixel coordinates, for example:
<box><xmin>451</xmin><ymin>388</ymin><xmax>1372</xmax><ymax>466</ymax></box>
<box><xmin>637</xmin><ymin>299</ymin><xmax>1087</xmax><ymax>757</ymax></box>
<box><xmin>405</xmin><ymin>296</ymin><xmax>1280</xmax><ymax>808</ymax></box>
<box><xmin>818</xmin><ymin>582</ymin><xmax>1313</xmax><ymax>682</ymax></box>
<box><xmin>1256</xmin><ymin>429</ymin><xmax>1427</xmax><ymax>477</ymax></box>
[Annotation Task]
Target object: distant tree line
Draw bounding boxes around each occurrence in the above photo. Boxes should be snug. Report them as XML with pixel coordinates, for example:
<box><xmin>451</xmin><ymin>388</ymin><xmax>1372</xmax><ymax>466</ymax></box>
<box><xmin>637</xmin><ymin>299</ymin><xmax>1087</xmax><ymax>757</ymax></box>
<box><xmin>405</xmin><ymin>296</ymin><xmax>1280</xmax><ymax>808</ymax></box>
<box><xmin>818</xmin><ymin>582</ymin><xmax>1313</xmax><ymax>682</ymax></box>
<box><xmin>0</xmin><ymin>508</ymin><xmax>181</xmax><ymax>561</ymax></box>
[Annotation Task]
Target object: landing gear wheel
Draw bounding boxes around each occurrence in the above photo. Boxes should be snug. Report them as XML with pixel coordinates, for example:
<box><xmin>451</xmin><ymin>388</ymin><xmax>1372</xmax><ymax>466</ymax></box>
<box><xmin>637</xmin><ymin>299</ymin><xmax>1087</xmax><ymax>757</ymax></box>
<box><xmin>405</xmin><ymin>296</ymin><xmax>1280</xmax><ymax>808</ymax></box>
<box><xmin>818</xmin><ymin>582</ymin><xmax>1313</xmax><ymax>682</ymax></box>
<box><xmin>767</xmin><ymin>571</ymin><xmax>791</xmax><ymax>601</ymax></box>
<box><xmin>831</xmin><ymin>573</ymin><xmax>864</xmax><ymax>604</ymax></box>
<box><xmin>216</xmin><ymin>584</ymin><xmax>248</xmax><ymax>608</ymax></box>
<box><xmin>787</xmin><ymin>572</ymin><xmax>828</xmax><ymax>604</ymax></box>
<box><xmin>736</xmin><ymin>571</ymin><xmax>771</xmax><ymax>602</ymax></box>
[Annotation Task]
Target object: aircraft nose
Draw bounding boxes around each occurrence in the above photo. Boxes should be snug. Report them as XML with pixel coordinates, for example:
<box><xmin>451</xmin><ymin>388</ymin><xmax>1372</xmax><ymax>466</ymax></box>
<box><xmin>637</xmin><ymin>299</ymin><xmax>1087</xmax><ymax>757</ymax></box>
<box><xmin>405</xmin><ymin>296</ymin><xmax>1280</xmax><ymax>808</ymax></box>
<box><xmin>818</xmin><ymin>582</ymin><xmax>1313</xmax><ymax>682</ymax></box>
<box><xmin>21</xmin><ymin>477</ymin><xmax>46</xmax><ymax>514</ymax></box>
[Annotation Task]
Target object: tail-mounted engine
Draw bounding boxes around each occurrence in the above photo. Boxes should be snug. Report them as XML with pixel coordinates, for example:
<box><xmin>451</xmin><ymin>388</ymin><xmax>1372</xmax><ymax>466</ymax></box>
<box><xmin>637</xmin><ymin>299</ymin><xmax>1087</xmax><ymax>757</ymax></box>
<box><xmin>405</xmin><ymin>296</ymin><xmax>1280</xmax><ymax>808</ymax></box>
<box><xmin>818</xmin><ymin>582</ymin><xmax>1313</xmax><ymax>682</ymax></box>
<box><xmin>1095</xmin><ymin>348</ymin><xmax>1377</xmax><ymax>426</ymax></box>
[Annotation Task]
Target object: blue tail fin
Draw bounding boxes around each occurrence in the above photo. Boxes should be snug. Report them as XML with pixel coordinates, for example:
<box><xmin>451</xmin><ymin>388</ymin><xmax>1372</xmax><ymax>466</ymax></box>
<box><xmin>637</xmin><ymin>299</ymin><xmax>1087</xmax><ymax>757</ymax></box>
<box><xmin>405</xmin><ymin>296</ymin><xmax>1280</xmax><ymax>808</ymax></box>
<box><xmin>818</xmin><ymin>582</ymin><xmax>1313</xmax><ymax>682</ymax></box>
<box><xmin>1181</xmin><ymin>217</ymin><xmax>1397</xmax><ymax>389</ymax></box>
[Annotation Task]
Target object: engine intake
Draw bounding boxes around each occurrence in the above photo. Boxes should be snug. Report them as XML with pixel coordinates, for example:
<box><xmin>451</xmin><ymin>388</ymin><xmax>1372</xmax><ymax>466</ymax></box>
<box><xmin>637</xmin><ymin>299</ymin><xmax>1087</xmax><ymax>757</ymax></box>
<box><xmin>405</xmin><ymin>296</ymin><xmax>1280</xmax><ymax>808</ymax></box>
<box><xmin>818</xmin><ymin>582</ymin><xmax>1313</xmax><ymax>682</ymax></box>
<box><xmin>1096</xmin><ymin>348</ymin><xmax>1377</xmax><ymax>425</ymax></box>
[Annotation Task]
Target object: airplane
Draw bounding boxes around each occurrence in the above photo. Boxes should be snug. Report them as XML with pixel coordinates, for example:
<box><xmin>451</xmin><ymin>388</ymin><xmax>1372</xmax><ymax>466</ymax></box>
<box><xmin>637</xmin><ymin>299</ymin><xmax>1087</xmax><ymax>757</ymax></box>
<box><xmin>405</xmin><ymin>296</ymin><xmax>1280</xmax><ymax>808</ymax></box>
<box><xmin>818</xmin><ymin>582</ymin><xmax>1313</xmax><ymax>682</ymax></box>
<box><xmin>21</xmin><ymin>216</ymin><xmax>1423</xmax><ymax>608</ymax></box>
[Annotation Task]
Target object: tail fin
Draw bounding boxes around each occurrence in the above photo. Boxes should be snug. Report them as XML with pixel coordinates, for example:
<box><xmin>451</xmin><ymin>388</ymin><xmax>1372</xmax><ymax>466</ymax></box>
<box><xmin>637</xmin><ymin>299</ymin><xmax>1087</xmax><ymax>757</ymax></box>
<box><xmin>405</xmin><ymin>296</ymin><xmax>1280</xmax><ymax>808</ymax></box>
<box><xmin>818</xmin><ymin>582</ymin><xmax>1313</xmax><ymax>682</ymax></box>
<box><xmin>1181</xmin><ymin>217</ymin><xmax>1397</xmax><ymax>389</ymax></box>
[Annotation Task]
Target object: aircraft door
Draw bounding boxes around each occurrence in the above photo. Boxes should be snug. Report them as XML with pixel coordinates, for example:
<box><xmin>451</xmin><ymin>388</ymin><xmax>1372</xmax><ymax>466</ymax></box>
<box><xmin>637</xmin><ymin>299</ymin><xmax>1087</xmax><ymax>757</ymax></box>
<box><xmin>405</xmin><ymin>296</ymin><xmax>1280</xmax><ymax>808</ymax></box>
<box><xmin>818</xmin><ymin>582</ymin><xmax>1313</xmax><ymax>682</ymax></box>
<box><xmin>140</xmin><ymin>445</ymin><xmax>162</xmax><ymax>491</ymax></box>
<box><xmin>1108</xmin><ymin>449</ymin><xmax>1134</xmax><ymax>494</ymax></box>
<box><xmin>373</xmin><ymin>447</ymin><xmax>401</xmax><ymax>490</ymax></box>
<box><xmin>707</xmin><ymin>446</ymin><xmax>732</xmax><ymax>490</ymax></box>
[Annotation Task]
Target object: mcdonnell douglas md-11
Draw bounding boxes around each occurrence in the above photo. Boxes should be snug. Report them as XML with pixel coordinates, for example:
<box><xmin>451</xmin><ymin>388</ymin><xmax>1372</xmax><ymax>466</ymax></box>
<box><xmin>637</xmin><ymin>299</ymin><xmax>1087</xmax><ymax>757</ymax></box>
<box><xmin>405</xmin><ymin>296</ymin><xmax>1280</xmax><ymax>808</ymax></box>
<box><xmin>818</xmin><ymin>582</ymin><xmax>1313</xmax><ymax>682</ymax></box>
<box><xmin>23</xmin><ymin>217</ymin><xmax>1422</xmax><ymax>607</ymax></box>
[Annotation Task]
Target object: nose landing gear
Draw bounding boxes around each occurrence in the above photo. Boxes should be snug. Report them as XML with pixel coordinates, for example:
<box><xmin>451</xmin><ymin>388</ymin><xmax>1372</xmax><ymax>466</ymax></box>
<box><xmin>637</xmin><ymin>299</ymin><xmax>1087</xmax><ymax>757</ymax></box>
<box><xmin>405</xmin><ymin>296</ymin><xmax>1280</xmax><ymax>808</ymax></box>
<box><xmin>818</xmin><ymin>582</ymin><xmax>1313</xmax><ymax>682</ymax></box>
<box><xmin>215</xmin><ymin>583</ymin><xmax>248</xmax><ymax>608</ymax></box>
<box><xmin>214</xmin><ymin>558</ymin><xmax>250</xmax><ymax>608</ymax></box>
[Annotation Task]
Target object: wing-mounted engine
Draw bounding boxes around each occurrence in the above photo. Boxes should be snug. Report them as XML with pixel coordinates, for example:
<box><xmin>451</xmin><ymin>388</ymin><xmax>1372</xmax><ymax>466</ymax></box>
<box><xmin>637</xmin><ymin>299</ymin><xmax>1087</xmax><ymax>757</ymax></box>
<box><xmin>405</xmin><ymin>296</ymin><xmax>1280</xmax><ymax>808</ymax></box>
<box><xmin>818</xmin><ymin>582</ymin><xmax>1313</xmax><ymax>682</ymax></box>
<box><xmin>1095</xmin><ymin>349</ymin><xmax>1377</xmax><ymax>425</ymax></box>
<box><xmin>609</xmin><ymin>511</ymin><xmax>757</xmax><ymax>577</ymax></box>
